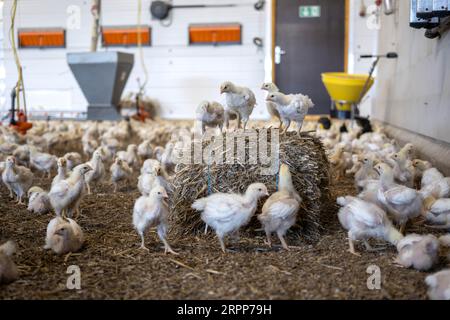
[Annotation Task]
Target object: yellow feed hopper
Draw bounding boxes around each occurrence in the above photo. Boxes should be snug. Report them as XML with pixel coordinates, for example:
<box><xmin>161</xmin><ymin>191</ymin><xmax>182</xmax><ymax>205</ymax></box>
<box><xmin>321</xmin><ymin>73</ymin><xmax>374</xmax><ymax>112</ymax></box>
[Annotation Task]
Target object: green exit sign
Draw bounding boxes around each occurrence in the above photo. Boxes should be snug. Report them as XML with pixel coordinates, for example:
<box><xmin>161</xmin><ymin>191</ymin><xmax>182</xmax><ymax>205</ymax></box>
<box><xmin>299</xmin><ymin>5</ymin><xmax>321</xmax><ymax>18</ymax></box>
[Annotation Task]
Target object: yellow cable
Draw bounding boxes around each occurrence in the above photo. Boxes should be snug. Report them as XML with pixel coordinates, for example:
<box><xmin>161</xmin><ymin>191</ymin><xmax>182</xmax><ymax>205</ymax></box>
<box><xmin>9</xmin><ymin>0</ymin><xmax>27</xmax><ymax>114</ymax></box>
<box><xmin>137</xmin><ymin>0</ymin><xmax>148</xmax><ymax>92</ymax></box>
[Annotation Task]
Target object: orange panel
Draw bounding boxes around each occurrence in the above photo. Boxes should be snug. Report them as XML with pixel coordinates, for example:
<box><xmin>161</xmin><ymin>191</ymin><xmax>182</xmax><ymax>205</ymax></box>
<box><xmin>189</xmin><ymin>24</ymin><xmax>242</xmax><ymax>45</ymax></box>
<box><xmin>102</xmin><ymin>27</ymin><xmax>151</xmax><ymax>46</ymax></box>
<box><xmin>19</xmin><ymin>29</ymin><xmax>65</xmax><ymax>48</ymax></box>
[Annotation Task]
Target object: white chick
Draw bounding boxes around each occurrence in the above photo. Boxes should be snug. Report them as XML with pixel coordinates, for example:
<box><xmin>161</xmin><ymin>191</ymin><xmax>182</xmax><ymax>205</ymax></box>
<box><xmin>220</xmin><ymin>81</ymin><xmax>256</xmax><ymax>130</ymax></box>
<box><xmin>354</xmin><ymin>156</ymin><xmax>379</xmax><ymax>191</ymax></box>
<box><xmin>261</xmin><ymin>82</ymin><xmax>282</xmax><ymax>128</ymax></box>
<box><xmin>0</xmin><ymin>142</ymin><xmax>18</xmax><ymax>155</ymax></box>
<box><xmin>412</xmin><ymin>159</ymin><xmax>443</xmax><ymax>188</ymax></box>
<box><xmin>329</xmin><ymin>145</ymin><xmax>346</xmax><ymax>180</ymax></box>
<box><xmin>27</xmin><ymin>186</ymin><xmax>51</xmax><ymax>214</ymax></box>
<box><xmin>153</xmin><ymin>146</ymin><xmax>165</xmax><ymax>162</ymax></box>
<box><xmin>110</xmin><ymin>158</ymin><xmax>133</xmax><ymax>193</ymax></box>
<box><xmin>84</xmin><ymin>149</ymin><xmax>105</xmax><ymax>194</ymax></box>
<box><xmin>49</xmin><ymin>164</ymin><xmax>92</xmax><ymax>218</ymax></box>
<box><xmin>423</xmin><ymin>196</ymin><xmax>450</xmax><ymax>228</ymax></box>
<box><xmin>195</xmin><ymin>100</ymin><xmax>225</xmax><ymax>133</ymax></box>
<box><xmin>2</xmin><ymin>156</ymin><xmax>33</xmax><ymax>204</ymax></box>
<box><xmin>29</xmin><ymin>147</ymin><xmax>57</xmax><ymax>178</ymax></box>
<box><xmin>138</xmin><ymin>160</ymin><xmax>171</xmax><ymax>195</ymax></box>
<box><xmin>265</xmin><ymin>91</ymin><xmax>314</xmax><ymax>134</ymax></box>
<box><xmin>337</xmin><ymin>196</ymin><xmax>403</xmax><ymax>256</ymax></box>
<box><xmin>132</xmin><ymin>186</ymin><xmax>176</xmax><ymax>254</ymax></box>
<box><xmin>192</xmin><ymin>183</ymin><xmax>269</xmax><ymax>252</ymax></box>
<box><xmin>160</xmin><ymin>142</ymin><xmax>175</xmax><ymax>174</ymax></box>
<box><xmin>420</xmin><ymin>177</ymin><xmax>450</xmax><ymax>200</ymax></box>
<box><xmin>116</xmin><ymin>144</ymin><xmax>140</xmax><ymax>169</ymax></box>
<box><xmin>259</xmin><ymin>164</ymin><xmax>301</xmax><ymax>250</ymax></box>
<box><xmin>137</xmin><ymin>140</ymin><xmax>153</xmax><ymax>160</ymax></box>
<box><xmin>44</xmin><ymin>216</ymin><xmax>84</xmax><ymax>255</ymax></box>
<box><xmin>0</xmin><ymin>241</ymin><xmax>19</xmax><ymax>285</ymax></box>
<box><xmin>395</xmin><ymin>234</ymin><xmax>439</xmax><ymax>271</ymax></box>
<box><xmin>64</xmin><ymin>152</ymin><xmax>83</xmax><ymax>171</ymax></box>
<box><xmin>390</xmin><ymin>151</ymin><xmax>415</xmax><ymax>188</ymax></box>
<box><xmin>52</xmin><ymin>157</ymin><xmax>70</xmax><ymax>187</ymax></box>
<box><xmin>12</xmin><ymin>145</ymin><xmax>30</xmax><ymax>167</ymax></box>
<box><xmin>426</xmin><ymin>270</ymin><xmax>450</xmax><ymax>300</ymax></box>
<box><xmin>375</xmin><ymin>163</ymin><xmax>423</xmax><ymax>233</ymax></box>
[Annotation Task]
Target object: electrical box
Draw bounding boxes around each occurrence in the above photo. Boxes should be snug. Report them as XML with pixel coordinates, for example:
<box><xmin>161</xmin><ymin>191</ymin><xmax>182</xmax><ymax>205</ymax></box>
<box><xmin>189</xmin><ymin>24</ymin><xmax>242</xmax><ymax>45</ymax></box>
<box><xmin>102</xmin><ymin>26</ymin><xmax>151</xmax><ymax>47</ymax></box>
<box><xmin>18</xmin><ymin>28</ymin><xmax>65</xmax><ymax>48</ymax></box>
<box><xmin>410</xmin><ymin>0</ymin><xmax>440</xmax><ymax>28</ymax></box>
<box><xmin>417</xmin><ymin>0</ymin><xmax>434</xmax><ymax>18</ymax></box>
<box><xmin>433</xmin><ymin>0</ymin><xmax>450</xmax><ymax>17</ymax></box>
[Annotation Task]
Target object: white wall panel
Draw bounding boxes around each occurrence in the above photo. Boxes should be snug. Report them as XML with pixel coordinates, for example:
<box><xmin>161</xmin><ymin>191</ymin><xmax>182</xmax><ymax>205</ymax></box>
<box><xmin>2</xmin><ymin>0</ymin><xmax>267</xmax><ymax>119</ymax></box>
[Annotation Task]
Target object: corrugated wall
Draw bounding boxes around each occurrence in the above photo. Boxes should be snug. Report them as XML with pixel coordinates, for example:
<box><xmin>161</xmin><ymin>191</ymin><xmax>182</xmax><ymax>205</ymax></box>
<box><xmin>1</xmin><ymin>0</ymin><xmax>268</xmax><ymax>119</ymax></box>
<box><xmin>373</xmin><ymin>0</ymin><xmax>450</xmax><ymax>144</ymax></box>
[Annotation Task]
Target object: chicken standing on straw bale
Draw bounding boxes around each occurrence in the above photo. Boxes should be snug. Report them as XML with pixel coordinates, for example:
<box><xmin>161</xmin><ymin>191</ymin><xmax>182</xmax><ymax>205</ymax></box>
<box><xmin>265</xmin><ymin>91</ymin><xmax>314</xmax><ymax>134</ymax></box>
<box><xmin>259</xmin><ymin>164</ymin><xmax>301</xmax><ymax>250</ymax></box>
<box><xmin>261</xmin><ymin>82</ymin><xmax>282</xmax><ymax>128</ymax></box>
<box><xmin>0</xmin><ymin>241</ymin><xmax>19</xmax><ymax>285</ymax></box>
<box><xmin>49</xmin><ymin>164</ymin><xmax>92</xmax><ymax>218</ymax></box>
<box><xmin>220</xmin><ymin>81</ymin><xmax>256</xmax><ymax>130</ymax></box>
<box><xmin>195</xmin><ymin>100</ymin><xmax>225</xmax><ymax>134</ymax></box>
<box><xmin>132</xmin><ymin>186</ymin><xmax>177</xmax><ymax>254</ymax></box>
<box><xmin>44</xmin><ymin>217</ymin><xmax>84</xmax><ymax>255</ymax></box>
<box><xmin>337</xmin><ymin>196</ymin><xmax>403</xmax><ymax>256</ymax></box>
<box><xmin>2</xmin><ymin>156</ymin><xmax>33</xmax><ymax>204</ymax></box>
<box><xmin>192</xmin><ymin>183</ymin><xmax>269</xmax><ymax>253</ymax></box>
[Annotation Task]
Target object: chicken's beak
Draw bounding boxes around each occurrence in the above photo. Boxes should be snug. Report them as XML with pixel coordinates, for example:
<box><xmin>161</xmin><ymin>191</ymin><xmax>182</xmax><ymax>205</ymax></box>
<box><xmin>162</xmin><ymin>192</ymin><xmax>169</xmax><ymax>199</ymax></box>
<box><xmin>220</xmin><ymin>88</ymin><xmax>224</xmax><ymax>94</ymax></box>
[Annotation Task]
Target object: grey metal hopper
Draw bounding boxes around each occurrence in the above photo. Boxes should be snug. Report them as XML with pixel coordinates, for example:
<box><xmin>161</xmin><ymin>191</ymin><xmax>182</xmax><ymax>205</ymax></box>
<box><xmin>67</xmin><ymin>51</ymin><xmax>134</xmax><ymax>121</ymax></box>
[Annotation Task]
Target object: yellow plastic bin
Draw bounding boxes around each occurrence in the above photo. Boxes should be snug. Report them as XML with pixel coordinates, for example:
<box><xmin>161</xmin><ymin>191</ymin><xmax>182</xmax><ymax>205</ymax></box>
<box><xmin>321</xmin><ymin>72</ymin><xmax>374</xmax><ymax>112</ymax></box>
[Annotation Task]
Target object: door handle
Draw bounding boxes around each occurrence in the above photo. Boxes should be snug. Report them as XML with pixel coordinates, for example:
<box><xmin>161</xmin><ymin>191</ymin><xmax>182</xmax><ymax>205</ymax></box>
<box><xmin>275</xmin><ymin>46</ymin><xmax>286</xmax><ymax>64</ymax></box>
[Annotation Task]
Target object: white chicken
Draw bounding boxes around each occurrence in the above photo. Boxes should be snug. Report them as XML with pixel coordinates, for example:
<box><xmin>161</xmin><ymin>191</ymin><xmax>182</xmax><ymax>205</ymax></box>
<box><xmin>29</xmin><ymin>147</ymin><xmax>57</xmax><ymax>178</ymax></box>
<box><xmin>423</xmin><ymin>196</ymin><xmax>450</xmax><ymax>229</ymax></box>
<box><xmin>375</xmin><ymin>163</ymin><xmax>423</xmax><ymax>233</ymax></box>
<box><xmin>259</xmin><ymin>164</ymin><xmax>301</xmax><ymax>250</ymax></box>
<box><xmin>2</xmin><ymin>156</ymin><xmax>33</xmax><ymax>204</ymax></box>
<box><xmin>337</xmin><ymin>196</ymin><xmax>403</xmax><ymax>255</ymax></box>
<box><xmin>27</xmin><ymin>186</ymin><xmax>51</xmax><ymax>214</ymax></box>
<box><xmin>137</xmin><ymin>140</ymin><xmax>153</xmax><ymax>160</ymax></box>
<box><xmin>390</xmin><ymin>151</ymin><xmax>415</xmax><ymax>188</ymax></box>
<box><xmin>354</xmin><ymin>156</ymin><xmax>379</xmax><ymax>191</ymax></box>
<box><xmin>44</xmin><ymin>216</ymin><xmax>84</xmax><ymax>255</ymax></box>
<box><xmin>12</xmin><ymin>145</ymin><xmax>30</xmax><ymax>167</ymax></box>
<box><xmin>192</xmin><ymin>183</ymin><xmax>269</xmax><ymax>252</ymax></box>
<box><xmin>84</xmin><ymin>149</ymin><xmax>105</xmax><ymax>194</ymax></box>
<box><xmin>52</xmin><ymin>157</ymin><xmax>70</xmax><ymax>187</ymax></box>
<box><xmin>220</xmin><ymin>81</ymin><xmax>256</xmax><ymax>130</ymax></box>
<box><xmin>0</xmin><ymin>241</ymin><xmax>19</xmax><ymax>285</ymax></box>
<box><xmin>412</xmin><ymin>159</ymin><xmax>443</xmax><ymax>188</ymax></box>
<box><xmin>420</xmin><ymin>177</ymin><xmax>450</xmax><ymax>200</ymax></box>
<box><xmin>132</xmin><ymin>186</ymin><xmax>176</xmax><ymax>254</ymax></box>
<box><xmin>116</xmin><ymin>144</ymin><xmax>141</xmax><ymax>169</ymax></box>
<box><xmin>426</xmin><ymin>270</ymin><xmax>450</xmax><ymax>300</ymax></box>
<box><xmin>195</xmin><ymin>100</ymin><xmax>225</xmax><ymax>134</ymax></box>
<box><xmin>261</xmin><ymin>82</ymin><xmax>282</xmax><ymax>128</ymax></box>
<box><xmin>394</xmin><ymin>234</ymin><xmax>439</xmax><ymax>271</ymax></box>
<box><xmin>64</xmin><ymin>152</ymin><xmax>83</xmax><ymax>171</ymax></box>
<box><xmin>49</xmin><ymin>164</ymin><xmax>92</xmax><ymax>218</ymax></box>
<box><xmin>265</xmin><ymin>92</ymin><xmax>314</xmax><ymax>134</ymax></box>
<box><xmin>110</xmin><ymin>158</ymin><xmax>133</xmax><ymax>193</ymax></box>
